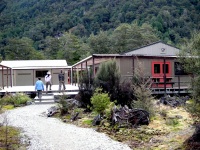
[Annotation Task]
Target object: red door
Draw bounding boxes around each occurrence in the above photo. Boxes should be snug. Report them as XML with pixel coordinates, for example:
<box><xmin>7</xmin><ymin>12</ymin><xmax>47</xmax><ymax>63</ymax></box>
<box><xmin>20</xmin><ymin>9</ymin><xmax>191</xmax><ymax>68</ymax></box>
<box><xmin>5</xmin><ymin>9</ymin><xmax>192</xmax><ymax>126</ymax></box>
<box><xmin>151</xmin><ymin>61</ymin><xmax>172</xmax><ymax>88</ymax></box>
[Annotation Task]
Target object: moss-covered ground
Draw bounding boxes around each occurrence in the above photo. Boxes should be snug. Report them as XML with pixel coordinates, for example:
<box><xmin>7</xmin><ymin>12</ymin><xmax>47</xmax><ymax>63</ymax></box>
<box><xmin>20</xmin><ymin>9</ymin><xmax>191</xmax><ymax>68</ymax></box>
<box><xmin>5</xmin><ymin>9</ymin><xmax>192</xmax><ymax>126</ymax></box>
<box><xmin>59</xmin><ymin>103</ymin><xmax>198</xmax><ymax>150</ymax></box>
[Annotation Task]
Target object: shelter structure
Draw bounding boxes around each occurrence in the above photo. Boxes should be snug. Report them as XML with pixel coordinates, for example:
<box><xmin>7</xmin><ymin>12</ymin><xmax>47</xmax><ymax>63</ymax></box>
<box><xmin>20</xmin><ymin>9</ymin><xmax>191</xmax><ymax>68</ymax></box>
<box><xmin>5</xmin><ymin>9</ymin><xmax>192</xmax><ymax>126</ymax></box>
<box><xmin>0</xmin><ymin>60</ymin><xmax>71</xmax><ymax>89</ymax></box>
<box><xmin>71</xmin><ymin>41</ymin><xmax>192</xmax><ymax>95</ymax></box>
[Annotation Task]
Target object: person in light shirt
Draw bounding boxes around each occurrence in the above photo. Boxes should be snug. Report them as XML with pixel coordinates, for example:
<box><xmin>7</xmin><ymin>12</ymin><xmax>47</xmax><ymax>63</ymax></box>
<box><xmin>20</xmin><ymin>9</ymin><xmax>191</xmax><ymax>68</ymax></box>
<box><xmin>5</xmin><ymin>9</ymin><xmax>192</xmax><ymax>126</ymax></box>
<box><xmin>45</xmin><ymin>71</ymin><xmax>52</xmax><ymax>93</ymax></box>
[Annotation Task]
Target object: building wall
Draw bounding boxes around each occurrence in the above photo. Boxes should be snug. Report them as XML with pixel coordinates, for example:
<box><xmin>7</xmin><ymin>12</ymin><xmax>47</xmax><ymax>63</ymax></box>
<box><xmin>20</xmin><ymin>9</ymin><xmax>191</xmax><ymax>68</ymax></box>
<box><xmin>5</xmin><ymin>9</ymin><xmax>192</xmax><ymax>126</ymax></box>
<box><xmin>118</xmin><ymin>57</ymin><xmax>133</xmax><ymax>81</ymax></box>
<box><xmin>118</xmin><ymin>57</ymin><xmax>191</xmax><ymax>87</ymax></box>
<box><xmin>0</xmin><ymin>68</ymin><xmax>70</xmax><ymax>87</ymax></box>
<box><xmin>15</xmin><ymin>70</ymin><xmax>33</xmax><ymax>86</ymax></box>
<box><xmin>0</xmin><ymin>69</ymin><xmax>11</xmax><ymax>87</ymax></box>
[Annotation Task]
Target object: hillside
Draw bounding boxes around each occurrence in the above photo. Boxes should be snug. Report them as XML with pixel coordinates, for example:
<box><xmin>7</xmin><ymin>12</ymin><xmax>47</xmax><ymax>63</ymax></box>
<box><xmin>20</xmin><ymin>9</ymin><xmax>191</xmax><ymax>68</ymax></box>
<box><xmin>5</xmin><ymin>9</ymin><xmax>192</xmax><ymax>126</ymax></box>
<box><xmin>1</xmin><ymin>0</ymin><xmax>200</xmax><ymax>42</ymax></box>
<box><xmin>0</xmin><ymin>0</ymin><xmax>200</xmax><ymax>64</ymax></box>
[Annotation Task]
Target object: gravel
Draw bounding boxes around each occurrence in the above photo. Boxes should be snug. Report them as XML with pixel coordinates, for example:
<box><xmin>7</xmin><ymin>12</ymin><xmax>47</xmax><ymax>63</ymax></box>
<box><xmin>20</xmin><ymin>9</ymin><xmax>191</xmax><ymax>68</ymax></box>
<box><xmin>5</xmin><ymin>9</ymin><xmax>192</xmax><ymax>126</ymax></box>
<box><xmin>0</xmin><ymin>104</ymin><xmax>131</xmax><ymax>150</ymax></box>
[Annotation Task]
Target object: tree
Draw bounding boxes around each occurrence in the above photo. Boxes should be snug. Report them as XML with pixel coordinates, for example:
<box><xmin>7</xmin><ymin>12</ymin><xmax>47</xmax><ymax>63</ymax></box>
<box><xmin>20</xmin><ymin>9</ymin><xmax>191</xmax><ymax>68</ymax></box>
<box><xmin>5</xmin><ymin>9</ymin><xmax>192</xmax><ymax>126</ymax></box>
<box><xmin>94</xmin><ymin>59</ymin><xmax>120</xmax><ymax>102</ymax></box>
<box><xmin>131</xmin><ymin>58</ymin><xmax>155</xmax><ymax>117</ymax></box>
<box><xmin>43</xmin><ymin>36</ymin><xmax>61</xmax><ymax>59</ymax></box>
<box><xmin>4</xmin><ymin>37</ymin><xmax>44</xmax><ymax>60</ymax></box>
<box><xmin>179</xmin><ymin>32</ymin><xmax>200</xmax><ymax>105</ymax></box>
<box><xmin>57</xmin><ymin>32</ymin><xmax>85</xmax><ymax>65</ymax></box>
<box><xmin>88</xmin><ymin>31</ymin><xmax>111</xmax><ymax>54</ymax></box>
<box><xmin>110</xmin><ymin>23</ymin><xmax>158</xmax><ymax>53</ymax></box>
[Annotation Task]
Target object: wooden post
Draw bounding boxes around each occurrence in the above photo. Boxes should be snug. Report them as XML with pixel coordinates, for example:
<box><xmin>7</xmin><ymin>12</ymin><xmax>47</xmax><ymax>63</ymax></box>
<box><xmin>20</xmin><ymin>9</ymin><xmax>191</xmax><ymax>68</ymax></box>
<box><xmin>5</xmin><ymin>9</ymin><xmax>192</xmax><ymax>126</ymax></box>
<box><xmin>132</xmin><ymin>56</ymin><xmax>135</xmax><ymax>75</ymax></box>
<box><xmin>86</xmin><ymin>61</ymin><xmax>88</xmax><ymax>78</ymax></box>
<box><xmin>81</xmin><ymin>63</ymin><xmax>83</xmax><ymax>82</ymax></box>
<box><xmin>7</xmin><ymin>67</ymin><xmax>8</xmax><ymax>88</ymax></box>
<box><xmin>10</xmin><ymin>68</ymin><xmax>12</xmax><ymax>87</ymax></box>
<box><xmin>163</xmin><ymin>57</ymin><xmax>166</xmax><ymax>95</ymax></box>
<box><xmin>2</xmin><ymin>66</ymin><xmax>4</xmax><ymax>89</ymax></box>
<box><xmin>33</xmin><ymin>70</ymin><xmax>35</xmax><ymax>85</ymax></box>
<box><xmin>71</xmin><ymin>67</ymin><xmax>73</xmax><ymax>85</ymax></box>
<box><xmin>178</xmin><ymin>76</ymin><xmax>180</xmax><ymax>95</ymax></box>
<box><xmin>92</xmin><ymin>55</ymin><xmax>95</xmax><ymax>78</ymax></box>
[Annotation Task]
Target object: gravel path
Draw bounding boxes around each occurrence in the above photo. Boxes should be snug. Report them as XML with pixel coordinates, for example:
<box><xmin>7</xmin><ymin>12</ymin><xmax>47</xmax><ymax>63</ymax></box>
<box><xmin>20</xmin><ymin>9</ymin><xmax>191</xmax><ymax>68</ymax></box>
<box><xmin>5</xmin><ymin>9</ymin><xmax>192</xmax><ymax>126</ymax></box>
<box><xmin>0</xmin><ymin>104</ymin><xmax>131</xmax><ymax>150</ymax></box>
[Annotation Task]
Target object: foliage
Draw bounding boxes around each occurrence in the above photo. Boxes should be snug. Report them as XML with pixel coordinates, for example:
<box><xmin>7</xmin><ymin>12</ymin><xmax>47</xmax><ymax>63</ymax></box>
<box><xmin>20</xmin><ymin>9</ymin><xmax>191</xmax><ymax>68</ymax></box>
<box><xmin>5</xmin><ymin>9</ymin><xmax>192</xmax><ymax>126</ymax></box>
<box><xmin>57</xmin><ymin>32</ymin><xmax>89</xmax><ymax>65</ymax></box>
<box><xmin>82</xmin><ymin>119</ymin><xmax>93</xmax><ymax>126</ymax></box>
<box><xmin>3</xmin><ymin>37</ymin><xmax>44</xmax><ymax>60</ymax></box>
<box><xmin>179</xmin><ymin>32</ymin><xmax>200</xmax><ymax>110</ymax></box>
<box><xmin>131</xmin><ymin>59</ymin><xmax>155</xmax><ymax>117</ymax></box>
<box><xmin>185</xmin><ymin>99</ymin><xmax>200</xmax><ymax>116</ymax></box>
<box><xmin>0</xmin><ymin>93</ymin><xmax>31</xmax><ymax>107</ymax></box>
<box><xmin>94</xmin><ymin>59</ymin><xmax>120</xmax><ymax>102</ymax></box>
<box><xmin>0</xmin><ymin>126</ymin><xmax>21</xmax><ymax>149</ymax></box>
<box><xmin>1</xmin><ymin>0</ymin><xmax>199</xmax><ymax>45</ymax></box>
<box><xmin>165</xmin><ymin>118</ymin><xmax>180</xmax><ymax>127</ymax></box>
<box><xmin>76</xmin><ymin>70</ymin><xmax>94</xmax><ymax>109</ymax></box>
<box><xmin>111</xmin><ymin>23</ymin><xmax>159</xmax><ymax>53</ymax></box>
<box><xmin>117</xmin><ymin>79</ymin><xmax>134</xmax><ymax>107</ymax></box>
<box><xmin>91</xmin><ymin>88</ymin><xmax>111</xmax><ymax>114</ymax></box>
<box><xmin>57</xmin><ymin>95</ymin><xmax>69</xmax><ymax>115</ymax></box>
<box><xmin>104</xmin><ymin>102</ymin><xmax>115</xmax><ymax>120</ymax></box>
<box><xmin>1</xmin><ymin>0</ymin><xmax>200</xmax><ymax>63</ymax></box>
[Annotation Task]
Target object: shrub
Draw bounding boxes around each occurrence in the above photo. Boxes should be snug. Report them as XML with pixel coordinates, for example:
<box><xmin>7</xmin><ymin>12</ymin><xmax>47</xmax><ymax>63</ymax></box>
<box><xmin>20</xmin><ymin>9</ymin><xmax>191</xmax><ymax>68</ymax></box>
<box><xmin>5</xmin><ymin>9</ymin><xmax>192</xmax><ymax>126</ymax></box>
<box><xmin>57</xmin><ymin>95</ymin><xmax>69</xmax><ymax>115</ymax></box>
<box><xmin>0</xmin><ymin>93</ymin><xmax>31</xmax><ymax>107</ymax></box>
<box><xmin>91</xmin><ymin>88</ymin><xmax>111</xmax><ymax>114</ymax></box>
<box><xmin>117</xmin><ymin>79</ymin><xmax>134</xmax><ymax>107</ymax></box>
<box><xmin>76</xmin><ymin>70</ymin><xmax>94</xmax><ymax>109</ymax></box>
<box><xmin>13</xmin><ymin>93</ymin><xmax>31</xmax><ymax>106</ymax></box>
<box><xmin>185</xmin><ymin>99</ymin><xmax>200</xmax><ymax>116</ymax></box>
<box><xmin>104</xmin><ymin>102</ymin><xmax>115</xmax><ymax>120</ymax></box>
<box><xmin>131</xmin><ymin>59</ymin><xmax>155</xmax><ymax>118</ymax></box>
<box><xmin>94</xmin><ymin>59</ymin><xmax>120</xmax><ymax>102</ymax></box>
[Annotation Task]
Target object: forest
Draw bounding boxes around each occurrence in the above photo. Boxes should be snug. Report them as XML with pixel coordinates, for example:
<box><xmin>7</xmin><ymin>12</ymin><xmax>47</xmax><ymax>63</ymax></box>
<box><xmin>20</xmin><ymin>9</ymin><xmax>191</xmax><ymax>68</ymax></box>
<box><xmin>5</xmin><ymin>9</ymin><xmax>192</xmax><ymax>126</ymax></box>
<box><xmin>0</xmin><ymin>0</ymin><xmax>200</xmax><ymax>65</ymax></box>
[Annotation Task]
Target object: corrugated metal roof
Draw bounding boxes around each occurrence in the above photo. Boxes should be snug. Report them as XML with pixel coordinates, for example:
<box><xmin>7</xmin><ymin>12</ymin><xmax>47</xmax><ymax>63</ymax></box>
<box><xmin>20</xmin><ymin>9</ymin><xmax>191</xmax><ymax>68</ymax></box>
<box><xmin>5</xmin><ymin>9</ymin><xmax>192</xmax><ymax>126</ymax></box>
<box><xmin>123</xmin><ymin>41</ymin><xmax>180</xmax><ymax>56</ymax></box>
<box><xmin>0</xmin><ymin>60</ymin><xmax>69</xmax><ymax>69</ymax></box>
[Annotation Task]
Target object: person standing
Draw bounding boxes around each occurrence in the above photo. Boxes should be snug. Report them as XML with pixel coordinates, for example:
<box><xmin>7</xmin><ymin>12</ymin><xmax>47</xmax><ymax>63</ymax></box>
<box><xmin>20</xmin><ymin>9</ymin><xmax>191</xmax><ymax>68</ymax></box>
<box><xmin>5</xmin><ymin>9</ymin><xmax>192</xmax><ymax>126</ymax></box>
<box><xmin>58</xmin><ymin>70</ymin><xmax>66</xmax><ymax>92</ymax></box>
<box><xmin>45</xmin><ymin>71</ymin><xmax>52</xmax><ymax>93</ymax></box>
<box><xmin>35</xmin><ymin>77</ymin><xmax>44</xmax><ymax>101</ymax></box>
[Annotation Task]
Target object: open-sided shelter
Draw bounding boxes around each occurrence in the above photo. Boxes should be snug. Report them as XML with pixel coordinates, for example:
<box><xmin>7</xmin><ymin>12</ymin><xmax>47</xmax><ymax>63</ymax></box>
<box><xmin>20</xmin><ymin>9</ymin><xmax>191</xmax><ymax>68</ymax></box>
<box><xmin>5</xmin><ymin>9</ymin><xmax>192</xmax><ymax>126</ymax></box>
<box><xmin>0</xmin><ymin>60</ymin><xmax>71</xmax><ymax>89</ymax></box>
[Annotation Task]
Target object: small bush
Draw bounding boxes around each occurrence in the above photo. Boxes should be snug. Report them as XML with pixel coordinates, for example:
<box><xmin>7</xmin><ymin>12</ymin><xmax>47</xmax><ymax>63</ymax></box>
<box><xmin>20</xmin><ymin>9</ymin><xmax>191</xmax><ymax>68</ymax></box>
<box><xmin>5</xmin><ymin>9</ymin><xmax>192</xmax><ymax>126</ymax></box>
<box><xmin>185</xmin><ymin>99</ymin><xmax>200</xmax><ymax>116</ymax></box>
<box><xmin>13</xmin><ymin>93</ymin><xmax>31</xmax><ymax>106</ymax></box>
<box><xmin>1</xmin><ymin>93</ymin><xmax>31</xmax><ymax>107</ymax></box>
<box><xmin>104</xmin><ymin>102</ymin><xmax>115</xmax><ymax>119</ymax></box>
<box><xmin>166</xmin><ymin>118</ymin><xmax>179</xmax><ymax>127</ymax></box>
<box><xmin>77</xmin><ymin>71</ymin><xmax>94</xmax><ymax>109</ymax></box>
<box><xmin>82</xmin><ymin>119</ymin><xmax>93</xmax><ymax>126</ymax></box>
<box><xmin>117</xmin><ymin>79</ymin><xmax>134</xmax><ymax>107</ymax></box>
<box><xmin>58</xmin><ymin>95</ymin><xmax>69</xmax><ymax>115</ymax></box>
<box><xmin>131</xmin><ymin>59</ymin><xmax>155</xmax><ymax>118</ymax></box>
<box><xmin>91</xmin><ymin>88</ymin><xmax>111</xmax><ymax>114</ymax></box>
<box><xmin>94</xmin><ymin>59</ymin><xmax>120</xmax><ymax>102</ymax></box>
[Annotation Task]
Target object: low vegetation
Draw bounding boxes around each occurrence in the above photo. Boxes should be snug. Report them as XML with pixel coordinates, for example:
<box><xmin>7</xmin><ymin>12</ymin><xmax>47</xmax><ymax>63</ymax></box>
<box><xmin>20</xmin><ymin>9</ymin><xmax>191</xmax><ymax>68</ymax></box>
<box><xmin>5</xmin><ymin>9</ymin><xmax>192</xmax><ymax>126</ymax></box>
<box><xmin>0</xmin><ymin>93</ymin><xmax>31</xmax><ymax>107</ymax></box>
<box><xmin>53</xmin><ymin>59</ymin><xmax>199</xmax><ymax>149</ymax></box>
<box><xmin>56</xmin><ymin>96</ymin><xmax>197</xmax><ymax>150</ymax></box>
<box><xmin>0</xmin><ymin>93</ymin><xmax>32</xmax><ymax>150</ymax></box>
<box><xmin>0</xmin><ymin>125</ymin><xmax>21</xmax><ymax>150</ymax></box>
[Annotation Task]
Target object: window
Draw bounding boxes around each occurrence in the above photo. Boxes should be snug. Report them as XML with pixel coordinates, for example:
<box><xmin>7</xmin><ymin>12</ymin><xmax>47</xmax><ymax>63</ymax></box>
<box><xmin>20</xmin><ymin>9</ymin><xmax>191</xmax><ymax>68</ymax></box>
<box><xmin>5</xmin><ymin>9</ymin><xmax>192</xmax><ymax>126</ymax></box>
<box><xmin>162</xmin><ymin>64</ymin><xmax>169</xmax><ymax>73</ymax></box>
<box><xmin>174</xmin><ymin>62</ymin><xmax>188</xmax><ymax>75</ymax></box>
<box><xmin>36</xmin><ymin>70</ymin><xmax>48</xmax><ymax>78</ymax></box>
<box><xmin>154</xmin><ymin>64</ymin><xmax>160</xmax><ymax>73</ymax></box>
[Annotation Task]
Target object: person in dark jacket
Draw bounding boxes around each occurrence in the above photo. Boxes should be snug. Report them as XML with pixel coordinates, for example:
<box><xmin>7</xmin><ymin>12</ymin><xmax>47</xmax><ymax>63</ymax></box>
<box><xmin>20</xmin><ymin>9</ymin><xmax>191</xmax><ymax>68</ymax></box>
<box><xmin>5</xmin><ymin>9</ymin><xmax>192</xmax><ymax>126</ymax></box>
<box><xmin>58</xmin><ymin>70</ymin><xmax>66</xmax><ymax>92</ymax></box>
<box><xmin>35</xmin><ymin>77</ymin><xmax>44</xmax><ymax>101</ymax></box>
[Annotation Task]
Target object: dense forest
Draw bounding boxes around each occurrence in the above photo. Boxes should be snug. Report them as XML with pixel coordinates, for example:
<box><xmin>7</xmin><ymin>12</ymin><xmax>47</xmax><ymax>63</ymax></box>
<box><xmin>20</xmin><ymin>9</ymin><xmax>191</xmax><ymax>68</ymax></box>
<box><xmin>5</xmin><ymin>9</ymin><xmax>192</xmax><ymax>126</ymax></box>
<box><xmin>0</xmin><ymin>0</ymin><xmax>200</xmax><ymax>65</ymax></box>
